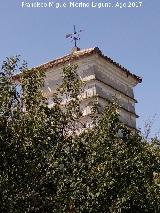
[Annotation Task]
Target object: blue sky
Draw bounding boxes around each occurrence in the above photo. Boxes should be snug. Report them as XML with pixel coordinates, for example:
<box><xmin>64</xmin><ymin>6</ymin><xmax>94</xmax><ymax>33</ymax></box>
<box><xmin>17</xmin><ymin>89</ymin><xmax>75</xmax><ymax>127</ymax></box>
<box><xmin>0</xmin><ymin>0</ymin><xmax>160</xmax><ymax>136</ymax></box>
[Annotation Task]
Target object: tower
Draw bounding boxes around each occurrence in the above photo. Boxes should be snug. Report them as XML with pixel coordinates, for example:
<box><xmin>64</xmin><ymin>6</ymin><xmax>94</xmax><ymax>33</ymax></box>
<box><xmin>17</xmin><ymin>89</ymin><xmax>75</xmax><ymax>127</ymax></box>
<box><xmin>41</xmin><ymin>47</ymin><xmax>141</xmax><ymax>129</ymax></box>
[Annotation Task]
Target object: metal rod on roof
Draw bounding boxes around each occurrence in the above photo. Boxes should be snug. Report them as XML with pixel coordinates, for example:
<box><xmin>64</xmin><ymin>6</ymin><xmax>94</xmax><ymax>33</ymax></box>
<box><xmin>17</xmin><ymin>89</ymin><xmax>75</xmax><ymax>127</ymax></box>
<box><xmin>74</xmin><ymin>25</ymin><xmax>77</xmax><ymax>47</ymax></box>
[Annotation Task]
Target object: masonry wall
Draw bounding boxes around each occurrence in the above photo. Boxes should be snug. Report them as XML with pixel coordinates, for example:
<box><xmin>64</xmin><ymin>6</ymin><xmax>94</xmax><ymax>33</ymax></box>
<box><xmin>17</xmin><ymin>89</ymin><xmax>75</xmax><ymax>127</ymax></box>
<box><xmin>43</xmin><ymin>54</ymin><xmax>138</xmax><ymax>129</ymax></box>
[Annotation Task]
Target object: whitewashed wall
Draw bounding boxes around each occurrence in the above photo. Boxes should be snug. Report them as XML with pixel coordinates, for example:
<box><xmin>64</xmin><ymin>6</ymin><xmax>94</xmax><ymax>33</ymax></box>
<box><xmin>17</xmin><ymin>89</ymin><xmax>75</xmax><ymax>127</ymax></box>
<box><xmin>43</xmin><ymin>54</ymin><xmax>138</xmax><ymax>128</ymax></box>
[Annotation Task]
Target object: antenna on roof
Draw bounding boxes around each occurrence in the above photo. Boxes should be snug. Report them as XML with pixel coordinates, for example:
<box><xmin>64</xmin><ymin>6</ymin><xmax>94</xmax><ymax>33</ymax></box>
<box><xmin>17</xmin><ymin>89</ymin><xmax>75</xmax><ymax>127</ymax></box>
<box><xmin>66</xmin><ymin>25</ymin><xmax>83</xmax><ymax>48</ymax></box>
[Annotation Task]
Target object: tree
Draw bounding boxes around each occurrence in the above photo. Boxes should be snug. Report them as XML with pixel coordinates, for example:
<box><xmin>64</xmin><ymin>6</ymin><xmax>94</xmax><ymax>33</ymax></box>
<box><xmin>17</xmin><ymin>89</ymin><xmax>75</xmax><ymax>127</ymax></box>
<box><xmin>0</xmin><ymin>56</ymin><xmax>160</xmax><ymax>213</ymax></box>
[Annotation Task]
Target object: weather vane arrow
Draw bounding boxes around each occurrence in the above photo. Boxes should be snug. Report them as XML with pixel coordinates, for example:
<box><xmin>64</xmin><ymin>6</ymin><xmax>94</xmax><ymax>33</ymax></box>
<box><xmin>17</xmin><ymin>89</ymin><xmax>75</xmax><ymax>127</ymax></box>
<box><xmin>66</xmin><ymin>25</ymin><xmax>83</xmax><ymax>48</ymax></box>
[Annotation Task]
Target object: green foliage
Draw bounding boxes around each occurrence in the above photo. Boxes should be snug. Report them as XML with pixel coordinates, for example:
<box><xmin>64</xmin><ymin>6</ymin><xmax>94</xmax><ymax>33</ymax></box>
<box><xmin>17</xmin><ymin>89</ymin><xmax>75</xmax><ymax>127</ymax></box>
<box><xmin>0</xmin><ymin>57</ymin><xmax>160</xmax><ymax>212</ymax></box>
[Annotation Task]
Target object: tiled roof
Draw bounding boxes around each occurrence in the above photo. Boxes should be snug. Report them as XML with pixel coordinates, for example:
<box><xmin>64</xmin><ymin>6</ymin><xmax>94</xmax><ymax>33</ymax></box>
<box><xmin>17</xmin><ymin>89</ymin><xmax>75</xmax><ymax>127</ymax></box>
<box><xmin>37</xmin><ymin>47</ymin><xmax>142</xmax><ymax>83</ymax></box>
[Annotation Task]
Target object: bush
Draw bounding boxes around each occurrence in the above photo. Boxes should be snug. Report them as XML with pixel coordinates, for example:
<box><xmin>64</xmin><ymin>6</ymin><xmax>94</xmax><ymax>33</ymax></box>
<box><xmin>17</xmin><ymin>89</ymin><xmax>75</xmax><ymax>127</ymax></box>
<box><xmin>0</xmin><ymin>57</ymin><xmax>160</xmax><ymax>212</ymax></box>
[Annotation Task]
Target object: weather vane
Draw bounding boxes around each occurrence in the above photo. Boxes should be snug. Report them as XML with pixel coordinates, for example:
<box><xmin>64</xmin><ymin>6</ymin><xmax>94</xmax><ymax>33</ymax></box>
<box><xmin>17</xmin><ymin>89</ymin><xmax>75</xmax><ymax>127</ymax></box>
<box><xmin>66</xmin><ymin>25</ymin><xmax>83</xmax><ymax>47</ymax></box>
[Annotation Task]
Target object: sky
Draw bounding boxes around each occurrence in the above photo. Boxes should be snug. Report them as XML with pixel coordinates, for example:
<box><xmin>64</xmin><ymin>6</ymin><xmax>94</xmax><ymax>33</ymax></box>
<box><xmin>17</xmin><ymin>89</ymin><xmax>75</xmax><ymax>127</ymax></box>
<box><xmin>0</xmin><ymin>0</ymin><xmax>160</xmax><ymax>137</ymax></box>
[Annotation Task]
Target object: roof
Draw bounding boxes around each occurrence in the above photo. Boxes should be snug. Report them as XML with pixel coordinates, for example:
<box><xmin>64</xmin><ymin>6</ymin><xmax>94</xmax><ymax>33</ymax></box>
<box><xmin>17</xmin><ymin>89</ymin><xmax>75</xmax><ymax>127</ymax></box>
<box><xmin>37</xmin><ymin>47</ymin><xmax>142</xmax><ymax>83</ymax></box>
